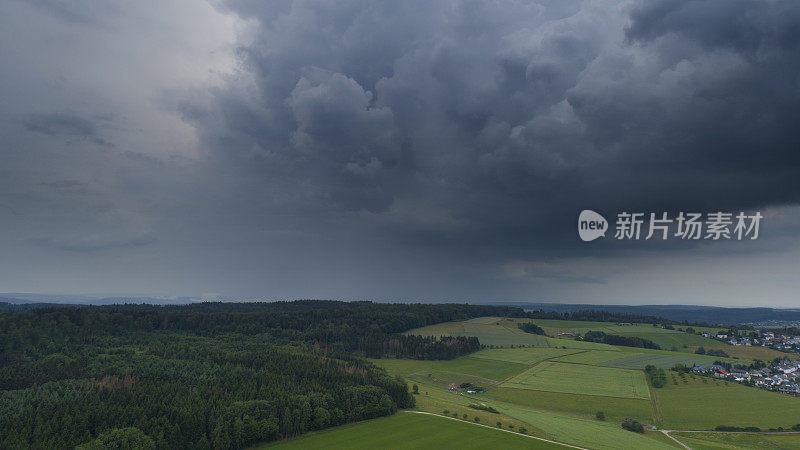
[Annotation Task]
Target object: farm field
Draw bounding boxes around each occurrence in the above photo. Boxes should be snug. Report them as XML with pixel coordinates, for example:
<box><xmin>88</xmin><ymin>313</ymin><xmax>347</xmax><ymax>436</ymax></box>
<box><xmin>403</xmin><ymin>372</ymin><xmax>674</xmax><ymax>449</ymax></box>
<box><xmin>533</xmin><ymin>319</ymin><xmax>721</xmax><ymax>351</ymax></box>
<box><xmin>598</xmin><ymin>352</ymin><xmax>724</xmax><ymax>369</ymax></box>
<box><xmin>378</xmin><ymin>317</ymin><xmax>800</xmax><ymax>449</ymax></box>
<box><xmin>369</xmin><ymin>355</ymin><xmax>528</xmax><ymax>380</ymax></box>
<box><xmin>256</xmin><ymin>413</ymin><xmax>567</xmax><ymax>449</ymax></box>
<box><xmin>471</xmin><ymin>347</ymin><xmax>584</xmax><ymax>364</ymax></box>
<box><xmin>485</xmin><ymin>387</ymin><xmax>655</xmax><ymax>423</ymax></box>
<box><xmin>495</xmin><ymin>405</ymin><xmax>675</xmax><ymax>450</ymax></box>
<box><xmin>670</xmin><ymin>432</ymin><xmax>800</xmax><ymax>450</ymax></box>
<box><xmin>501</xmin><ymin>361</ymin><xmax>651</xmax><ymax>399</ymax></box>
<box><xmin>405</xmin><ymin>317</ymin><xmax>550</xmax><ymax>347</ymax></box>
<box><xmin>689</xmin><ymin>344</ymin><xmax>788</xmax><ymax>361</ymax></box>
<box><xmin>654</xmin><ymin>375</ymin><xmax>800</xmax><ymax>429</ymax></box>
<box><xmin>552</xmin><ymin>349</ymin><xmax>630</xmax><ymax>365</ymax></box>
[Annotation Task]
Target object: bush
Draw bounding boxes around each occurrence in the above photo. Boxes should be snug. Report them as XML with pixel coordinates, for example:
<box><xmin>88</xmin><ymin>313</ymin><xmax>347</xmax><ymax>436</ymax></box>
<box><xmin>517</xmin><ymin>322</ymin><xmax>545</xmax><ymax>335</ymax></box>
<box><xmin>596</xmin><ymin>411</ymin><xmax>606</xmax><ymax>421</ymax></box>
<box><xmin>519</xmin><ymin>427</ymin><xmax>527</xmax><ymax>434</ymax></box>
<box><xmin>621</xmin><ymin>421</ymin><xmax>645</xmax><ymax>433</ymax></box>
<box><xmin>715</xmin><ymin>425</ymin><xmax>761</xmax><ymax>432</ymax></box>
<box><xmin>468</xmin><ymin>403</ymin><xmax>499</xmax><ymax>414</ymax></box>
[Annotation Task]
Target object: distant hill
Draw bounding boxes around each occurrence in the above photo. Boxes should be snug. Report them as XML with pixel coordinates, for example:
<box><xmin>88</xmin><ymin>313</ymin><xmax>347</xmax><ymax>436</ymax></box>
<box><xmin>493</xmin><ymin>302</ymin><xmax>800</xmax><ymax>325</ymax></box>
<box><xmin>0</xmin><ymin>293</ymin><xmax>194</xmax><ymax>307</ymax></box>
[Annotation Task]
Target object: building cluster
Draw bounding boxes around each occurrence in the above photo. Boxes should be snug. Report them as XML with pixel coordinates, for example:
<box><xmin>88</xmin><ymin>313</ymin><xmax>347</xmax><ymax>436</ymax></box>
<box><xmin>700</xmin><ymin>331</ymin><xmax>800</xmax><ymax>351</ymax></box>
<box><xmin>692</xmin><ymin>360</ymin><xmax>800</xmax><ymax>395</ymax></box>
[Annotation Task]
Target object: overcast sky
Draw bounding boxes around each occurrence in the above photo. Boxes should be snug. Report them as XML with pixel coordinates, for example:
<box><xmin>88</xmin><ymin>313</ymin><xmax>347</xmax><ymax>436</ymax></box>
<box><xmin>1</xmin><ymin>0</ymin><xmax>799</xmax><ymax>306</ymax></box>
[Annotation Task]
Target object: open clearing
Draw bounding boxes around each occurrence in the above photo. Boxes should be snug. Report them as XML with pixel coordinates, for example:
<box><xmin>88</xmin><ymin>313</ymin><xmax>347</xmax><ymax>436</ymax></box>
<box><xmin>655</xmin><ymin>376</ymin><xmax>800</xmax><ymax>430</ymax></box>
<box><xmin>501</xmin><ymin>361</ymin><xmax>651</xmax><ymax>399</ymax></box>
<box><xmin>256</xmin><ymin>412</ymin><xmax>568</xmax><ymax>449</ymax></box>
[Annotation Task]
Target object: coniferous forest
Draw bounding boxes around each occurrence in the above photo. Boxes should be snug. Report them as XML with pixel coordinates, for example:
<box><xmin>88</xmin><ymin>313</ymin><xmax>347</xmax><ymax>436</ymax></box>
<box><xmin>0</xmin><ymin>301</ymin><xmax>524</xmax><ymax>449</ymax></box>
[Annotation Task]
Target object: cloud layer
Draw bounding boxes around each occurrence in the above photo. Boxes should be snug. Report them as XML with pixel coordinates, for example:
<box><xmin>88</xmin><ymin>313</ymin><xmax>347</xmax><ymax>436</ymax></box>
<box><xmin>1</xmin><ymin>0</ymin><xmax>799</xmax><ymax>304</ymax></box>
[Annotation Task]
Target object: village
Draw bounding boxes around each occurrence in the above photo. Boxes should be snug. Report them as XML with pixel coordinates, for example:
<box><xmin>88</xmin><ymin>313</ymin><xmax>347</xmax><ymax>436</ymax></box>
<box><xmin>691</xmin><ymin>359</ymin><xmax>800</xmax><ymax>395</ymax></box>
<box><xmin>703</xmin><ymin>330</ymin><xmax>800</xmax><ymax>352</ymax></box>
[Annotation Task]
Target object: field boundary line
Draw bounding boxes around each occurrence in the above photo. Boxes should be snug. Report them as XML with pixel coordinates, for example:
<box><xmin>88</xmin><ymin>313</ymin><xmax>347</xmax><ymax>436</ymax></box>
<box><xmin>401</xmin><ymin>410</ymin><xmax>587</xmax><ymax>449</ymax></box>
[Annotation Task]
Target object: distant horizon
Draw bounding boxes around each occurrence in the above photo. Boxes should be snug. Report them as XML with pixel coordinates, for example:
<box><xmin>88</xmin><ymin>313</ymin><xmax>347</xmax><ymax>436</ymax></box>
<box><xmin>2</xmin><ymin>292</ymin><xmax>797</xmax><ymax>311</ymax></box>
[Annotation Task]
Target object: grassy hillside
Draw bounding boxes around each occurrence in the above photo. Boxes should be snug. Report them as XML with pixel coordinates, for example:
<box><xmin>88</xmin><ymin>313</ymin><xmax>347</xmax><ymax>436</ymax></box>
<box><xmin>654</xmin><ymin>375</ymin><xmax>800</xmax><ymax>430</ymax></box>
<box><xmin>501</xmin><ymin>361</ymin><xmax>651</xmax><ymax>399</ymax></box>
<box><xmin>256</xmin><ymin>413</ymin><xmax>568</xmax><ymax>449</ymax></box>
<box><xmin>376</xmin><ymin>316</ymin><xmax>800</xmax><ymax>449</ymax></box>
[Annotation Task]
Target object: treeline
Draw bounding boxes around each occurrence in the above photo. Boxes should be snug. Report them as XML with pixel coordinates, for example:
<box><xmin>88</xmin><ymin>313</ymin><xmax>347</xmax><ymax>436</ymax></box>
<box><xmin>581</xmin><ymin>331</ymin><xmax>661</xmax><ymax>350</ymax></box>
<box><xmin>0</xmin><ymin>301</ymin><xmax>527</xmax><ymax>365</ymax></box>
<box><xmin>356</xmin><ymin>334</ymin><xmax>480</xmax><ymax>359</ymax></box>
<box><xmin>517</xmin><ymin>322</ymin><xmax>545</xmax><ymax>335</ymax></box>
<box><xmin>644</xmin><ymin>365</ymin><xmax>667</xmax><ymax>388</ymax></box>
<box><xmin>527</xmin><ymin>309</ymin><xmax>670</xmax><ymax>325</ymax></box>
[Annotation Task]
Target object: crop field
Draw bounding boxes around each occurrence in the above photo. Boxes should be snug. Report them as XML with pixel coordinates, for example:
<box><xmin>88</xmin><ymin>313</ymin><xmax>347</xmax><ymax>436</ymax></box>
<box><xmin>689</xmin><ymin>344</ymin><xmax>788</xmax><ymax>361</ymax></box>
<box><xmin>552</xmin><ymin>350</ymin><xmax>629</xmax><ymax>365</ymax></box>
<box><xmin>495</xmin><ymin>405</ymin><xmax>673</xmax><ymax>450</ymax></box>
<box><xmin>533</xmin><ymin>319</ymin><xmax>721</xmax><ymax>352</ymax></box>
<box><xmin>376</xmin><ymin>317</ymin><xmax>800</xmax><ymax>449</ymax></box>
<box><xmin>258</xmin><ymin>413</ymin><xmax>567</xmax><ymax>449</ymax></box>
<box><xmin>471</xmin><ymin>347</ymin><xmax>583</xmax><ymax>364</ymax></box>
<box><xmin>501</xmin><ymin>361</ymin><xmax>651</xmax><ymax>399</ymax></box>
<box><xmin>406</xmin><ymin>318</ymin><xmax>550</xmax><ymax>347</ymax></box>
<box><xmin>670</xmin><ymin>432</ymin><xmax>800</xmax><ymax>450</ymax></box>
<box><xmin>485</xmin><ymin>387</ymin><xmax>655</xmax><ymax>423</ymax></box>
<box><xmin>654</xmin><ymin>376</ymin><xmax>800</xmax><ymax>429</ymax></box>
<box><xmin>599</xmin><ymin>352</ymin><xmax>723</xmax><ymax>369</ymax></box>
<box><xmin>369</xmin><ymin>356</ymin><xmax>528</xmax><ymax>381</ymax></box>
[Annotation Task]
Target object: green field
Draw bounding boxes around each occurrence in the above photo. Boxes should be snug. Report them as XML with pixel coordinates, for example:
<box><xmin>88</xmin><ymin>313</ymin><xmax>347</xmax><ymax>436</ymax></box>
<box><xmin>486</xmin><ymin>387</ymin><xmax>655</xmax><ymax>423</ymax></box>
<box><xmin>670</xmin><ymin>432</ymin><xmax>800</xmax><ymax>450</ymax></box>
<box><xmin>371</xmin><ymin>355</ymin><xmax>528</xmax><ymax>381</ymax></box>
<box><xmin>494</xmin><ymin>404</ymin><xmax>673</xmax><ymax>449</ymax></box>
<box><xmin>552</xmin><ymin>350</ymin><xmax>629</xmax><ymax>365</ymax></box>
<box><xmin>372</xmin><ymin>317</ymin><xmax>800</xmax><ymax>449</ymax></box>
<box><xmin>501</xmin><ymin>361</ymin><xmax>651</xmax><ymax>399</ymax></box>
<box><xmin>534</xmin><ymin>319</ymin><xmax>723</xmax><ymax>352</ymax></box>
<box><xmin>471</xmin><ymin>347</ymin><xmax>584</xmax><ymax>364</ymax></box>
<box><xmin>599</xmin><ymin>352</ymin><xmax>724</xmax><ymax>369</ymax></box>
<box><xmin>406</xmin><ymin>318</ymin><xmax>551</xmax><ymax>347</ymax></box>
<box><xmin>655</xmin><ymin>376</ymin><xmax>800</xmax><ymax>429</ymax></box>
<box><xmin>257</xmin><ymin>413</ymin><xmax>567</xmax><ymax>449</ymax></box>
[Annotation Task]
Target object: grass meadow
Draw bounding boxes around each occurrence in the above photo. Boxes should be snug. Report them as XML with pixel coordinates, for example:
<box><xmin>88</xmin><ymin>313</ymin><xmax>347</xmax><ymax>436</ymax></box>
<box><xmin>257</xmin><ymin>413</ymin><xmax>567</xmax><ymax>449</ymax></box>
<box><xmin>501</xmin><ymin>361</ymin><xmax>651</xmax><ymax>399</ymax></box>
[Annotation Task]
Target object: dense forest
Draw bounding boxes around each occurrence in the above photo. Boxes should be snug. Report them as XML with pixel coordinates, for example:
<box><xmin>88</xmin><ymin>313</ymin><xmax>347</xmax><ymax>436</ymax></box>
<box><xmin>0</xmin><ymin>301</ymin><xmax>521</xmax><ymax>449</ymax></box>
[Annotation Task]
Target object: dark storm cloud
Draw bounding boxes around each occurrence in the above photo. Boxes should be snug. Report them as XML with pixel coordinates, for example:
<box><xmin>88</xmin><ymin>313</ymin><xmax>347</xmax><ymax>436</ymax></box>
<box><xmin>186</xmin><ymin>0</ymin><xmax>800</xmax><ymax>252</ymax></box>
<box><xmin>3</xmin><ymin>0</ymin><xmax>800</xmax><ymax>302</ymax></box>
<box><xmin>23</xmin><ymin>112</ymin><xmax>113</xmax><ymax>147</ymax></box>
